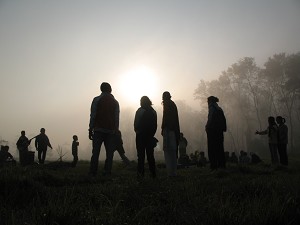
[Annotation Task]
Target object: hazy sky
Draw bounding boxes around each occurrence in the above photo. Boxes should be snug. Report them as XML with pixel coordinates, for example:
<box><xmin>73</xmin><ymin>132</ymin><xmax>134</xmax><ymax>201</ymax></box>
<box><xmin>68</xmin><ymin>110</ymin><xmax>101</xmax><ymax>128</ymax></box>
<box><xmin>1</xmin><ymin>0</ymin><xmax>300</xmax><ymax>158</ymax></box>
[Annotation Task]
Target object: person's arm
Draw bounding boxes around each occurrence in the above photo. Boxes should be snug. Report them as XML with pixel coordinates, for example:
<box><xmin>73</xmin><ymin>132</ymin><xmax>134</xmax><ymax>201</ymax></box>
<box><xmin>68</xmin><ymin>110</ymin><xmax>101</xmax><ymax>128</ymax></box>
<box><xmin>255</xmin><ymin>129</ymin><xmax>268</xmax><ymax>135</ymax></box>
<box><xmin>46</xmin><ymin>136</ymin><xmax>52</xmax><ymax>149</ymax></box>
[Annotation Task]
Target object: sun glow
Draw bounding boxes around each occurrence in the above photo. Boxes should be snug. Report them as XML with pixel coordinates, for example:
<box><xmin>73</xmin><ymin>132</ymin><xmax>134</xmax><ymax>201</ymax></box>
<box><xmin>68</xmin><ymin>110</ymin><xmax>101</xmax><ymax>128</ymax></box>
<box><xmin>118</xmin><ymin>65</ymin><xmax>158</xmax><ymax>105</ymax></box>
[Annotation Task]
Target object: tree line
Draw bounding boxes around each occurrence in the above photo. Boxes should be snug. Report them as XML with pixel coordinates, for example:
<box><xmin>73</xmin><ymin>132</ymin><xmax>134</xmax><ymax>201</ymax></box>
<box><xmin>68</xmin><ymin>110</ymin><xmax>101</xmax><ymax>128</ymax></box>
<box><xmin>193</xmin><ymin>52</ymin><xmax>300</xmax><ymax>155</ymax></box>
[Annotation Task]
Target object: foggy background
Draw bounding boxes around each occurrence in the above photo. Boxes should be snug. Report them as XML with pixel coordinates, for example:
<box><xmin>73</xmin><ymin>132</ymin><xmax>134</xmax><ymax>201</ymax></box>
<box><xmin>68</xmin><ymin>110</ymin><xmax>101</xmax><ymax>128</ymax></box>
<box><xmin>1</xmin><ymin>0</ymin><xmax>300</xmax><ymax>162</ymax></box>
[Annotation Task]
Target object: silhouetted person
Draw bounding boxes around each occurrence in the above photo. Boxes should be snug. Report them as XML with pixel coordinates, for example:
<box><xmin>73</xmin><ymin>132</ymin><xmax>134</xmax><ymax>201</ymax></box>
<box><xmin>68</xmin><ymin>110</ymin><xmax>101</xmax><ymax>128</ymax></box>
<box><xmin>0</xmin><ymin>145</ymin><xmax>16</xmax><ymax>166</ymax></box>
<box><xmin>205</xmin><ymin>96</ymin><xmax>227</xmax><ymax>170</ymax></box>
<box><xmin>198</xmin><ymin>151</ymin><xmax>207</xmax><ymax>167</ymax></box>
<box><xmin>239</xmin><ymin>150</ymin><xmax>250</xmax><ymax>164</ymax></box>
<box><xmin>178</xmin><ymin>132</ymin><xmax>188</xmax><ymax>164</ymax></box>
<box><xmin>256</xmin><ymin>116</ymin><xmax>279</xmax><ymax>164</ymax></box>
<box><xmin>161</xmin><ymin>91</ymin><xmax>180</xmax><ymax>177</ymax></box>
<box><xmin>134</xmin><ymin>96</ymin><xmax>157</xmax><ymax>178</ymax></box>
<box><xmin>229</xmin><ymin>152</ymin><xmax>238</xmax><ymax>164</ymax></box>
<box><xmin>115</xmin><ymin>130</ymin><xmax>130</xmax><ymax>166</ymax></box>
<box><xmin>250</xmin><ymin>152</ymin><xmax>262</xmax><ymax>164</ymax></box>
<box><xmin>35</xmin><ymin>128</ymin><xmax>52</xmax><ymax>164</ymax></box>
<box><xmin>276</xmin><ymin>116</ymin><xmax>288</xmax><ymax>166</ymax></box>
<box><xmin>16</xmin><ymin>130</ymin><xmax>30</xmax><ymax>166</ymax></box>
<box><xmin>89</xmin><ymin>82</ymin><xmax>120</xmax><ymax>176</ymax></box>
<box><xmin>71</xmin><ymin>135</ymin><xmax>79</xmax><ymax>167</ymax></box>
<box><xmin>224</xmin><ymin>151</ymin><xmax>230</xmax><ymax>162</ymax></box>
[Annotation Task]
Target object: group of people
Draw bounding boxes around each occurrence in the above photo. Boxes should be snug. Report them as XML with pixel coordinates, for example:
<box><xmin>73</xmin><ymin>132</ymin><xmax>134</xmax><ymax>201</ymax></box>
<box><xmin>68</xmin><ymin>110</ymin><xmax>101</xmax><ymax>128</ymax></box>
<box><xmin>88</xmin><ymin>82</ymin><xmax>228</xmax><ymax>177</ymax></box>
<box><xmin>15</xmin><ymin>128</ymin><xmax>53</xmax><ymax>165</ymax></box>
<box><xmin>256</xmin><ymin>116</ymin><xmax>289</xmax><ymax>166</ymax></box>
<box><xmin>88</xmin><ymin>82</ymin><xmax>181</xmax><ymax>177</ymax></box>
<box><xmin>3</xmin><ymin>81</ymin><xmax>288</xmax><ymax>175</ymax></box>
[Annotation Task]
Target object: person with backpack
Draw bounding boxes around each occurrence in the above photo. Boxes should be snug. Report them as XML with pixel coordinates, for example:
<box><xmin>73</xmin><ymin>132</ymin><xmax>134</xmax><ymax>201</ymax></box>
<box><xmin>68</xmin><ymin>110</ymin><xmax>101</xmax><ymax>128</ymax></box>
<box><xmin>88</xmin><ymin>82</ymin><xmax>120</xmax><ymax>176</ymax></box>
<box><xmin>276</xmin><ymin>116</ymin><xmax>288</xmax><ymax>166</ymax></box>
<box><xmin>134</xmin><ymin>96</ymin><xmax>157</xmax><ymax>178</ymax></box>
<box><xmin>205</xmin><ymin>96</ymin><xmax>227</xmax><ymax>170</ymax></box>
<box><xmin>255</xmin><ymin>116</ymin><xmax>279</xmax><ymax>164</ymax></box>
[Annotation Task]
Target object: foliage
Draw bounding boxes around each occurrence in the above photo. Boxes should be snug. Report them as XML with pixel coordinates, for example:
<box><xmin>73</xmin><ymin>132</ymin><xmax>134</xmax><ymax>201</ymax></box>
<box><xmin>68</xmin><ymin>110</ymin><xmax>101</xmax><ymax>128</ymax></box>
<box><xmin>194</xmin><ymin>52</ymin><xmax>300</xmax><ymax>153</ymax></box>
<box><xmin>0</xmin><ymin>160</ymin><xmax>300</xmax><ymax>225</ymax></box>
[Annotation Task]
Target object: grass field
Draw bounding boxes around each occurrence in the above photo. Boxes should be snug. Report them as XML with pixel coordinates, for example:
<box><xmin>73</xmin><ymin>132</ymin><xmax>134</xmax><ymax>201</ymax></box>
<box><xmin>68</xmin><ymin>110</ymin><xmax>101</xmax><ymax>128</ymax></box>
<box><xmin>1</xmin><ymin>158</ymin><xmax>300</xmax><ymax>225</ymax></box>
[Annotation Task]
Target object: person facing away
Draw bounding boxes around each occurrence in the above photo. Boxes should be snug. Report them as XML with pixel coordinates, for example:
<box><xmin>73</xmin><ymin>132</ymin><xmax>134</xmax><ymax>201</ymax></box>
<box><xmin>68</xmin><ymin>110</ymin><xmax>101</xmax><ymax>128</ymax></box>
<box><xmin>255</xmin><ymin>116</ymin><xmax>279</xmax><ymax>164</ymax></box>
<box><xmin>134</xmin><ymin>96</ymin><xmax>157</xmax><ymax>178</ymax></box>
<box><xmin>115</xmin><ymin>130</ymin><xmax>130</xmax><ymax>166</ymax></box>
<box><xmin>16</xmin><ymin>130</ymin><xmax>30</xmax><ymax>166</ymax></box>
<box><xmin>276</xmin><ymin>116</ymin><xmax>288</xmax><ymax>166</ymax></box>
<box><xmin>161</xmin><ymin>91</ymin><xmax>180</xmax><ymax>177</ymax></box>
<box><xmin>71</xmin><ymin>135</ymin><xmax>79</xmax><ymax>167</ymax></box>
<box><xmin>89</xmin><ymin>82</ymin><xmax>120</xmax><ymax>176</ymax></box>
<box><xmin>35</xmin><ymin>128</ymin><xmax>52</xmax><ymax>164</ymax></box>
<box><xmin>205</xmin><ymin>96</ymin><xmax>227</xmax><ymax>170</ymax></box>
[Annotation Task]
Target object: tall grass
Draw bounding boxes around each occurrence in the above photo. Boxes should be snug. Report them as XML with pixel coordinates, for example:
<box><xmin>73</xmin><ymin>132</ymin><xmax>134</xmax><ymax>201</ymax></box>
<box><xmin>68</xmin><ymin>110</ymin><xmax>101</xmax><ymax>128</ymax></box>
<box><xmin>0</xmin><ymin>160</ymin><xmax>299</xmax><ymax>225</ymax></box>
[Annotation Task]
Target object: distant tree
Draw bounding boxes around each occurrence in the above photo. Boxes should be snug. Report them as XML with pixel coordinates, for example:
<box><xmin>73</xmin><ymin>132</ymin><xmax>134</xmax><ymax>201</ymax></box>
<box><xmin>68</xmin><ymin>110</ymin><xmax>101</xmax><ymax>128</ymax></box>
<box><xmin>264</xmin><ymin>53</ymin><xmax>300</xmax><ymax>151</ymax></box>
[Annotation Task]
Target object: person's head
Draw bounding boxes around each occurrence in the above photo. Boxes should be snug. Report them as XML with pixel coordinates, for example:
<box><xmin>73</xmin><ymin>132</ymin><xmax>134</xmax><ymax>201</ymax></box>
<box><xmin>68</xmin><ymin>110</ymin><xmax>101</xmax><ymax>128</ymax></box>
<box><xmin>73</xmin><ymin>135</ymin><xmax>78</xmax><ymax>141</ymax></box>
<box><xmin>276</xmin><ymin>116</ymin><xmax>286</xmax><ymax>124</ymax></box>
<box><xmin>268</xmin><ymin>116</ymin><xmax>276</xmax><ymax>126</ymax></box>
<box><xmin>100</xmin><ymin>82</ymin><xmax>112</xmax><ymax>93</ymax></box>
<box><xmin>180</xmin><ymin>132</ymin><xmax>184</xmax><ymax>137</ymax></box>
<box><xmin>140</xmin><ymin>96</ymin><xmax>152</xmax><ymax>108</ymax></box>
<box><xmin>21</xmin><ymin>130</ymin><xmax>25</xmax><ymax>136</ymax></box>
<box><xmin>207</xmin><ymin>96</ymin><xmax>219</xmax><ymax>104</ymax></box>
<box><xmin>162</xmin><ymin>91</ymin><xmax>171</xmax><ymax>101</ymax></box>
<box><xmin>3</xmin><ymin>145</ymin><xmax>9</xmax><ymax>152</ymax></box>
<box><xmin>40</xmin><ymin>128</ymin><xmax>45</xmax><ymax>134</ymax></box>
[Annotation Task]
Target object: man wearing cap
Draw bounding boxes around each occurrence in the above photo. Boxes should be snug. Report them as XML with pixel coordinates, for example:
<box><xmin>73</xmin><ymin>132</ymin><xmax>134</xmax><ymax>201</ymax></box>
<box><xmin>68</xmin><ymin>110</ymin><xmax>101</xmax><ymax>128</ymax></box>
<box><xmin>89</xmin><ymin>82</ymin><xmax>120</xmax><ymax>176</ymax></box>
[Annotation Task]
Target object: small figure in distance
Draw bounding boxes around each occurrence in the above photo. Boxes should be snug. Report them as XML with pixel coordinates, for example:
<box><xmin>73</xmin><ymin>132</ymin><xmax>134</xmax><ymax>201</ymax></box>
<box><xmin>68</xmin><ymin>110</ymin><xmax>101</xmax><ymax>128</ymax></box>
<box><xmin>35</xmin><ymin>128</ymin><xmax>53</xmax><ymax>164</ymax></box>
<box><xmin>229</xmin><ymin>152</ymin><xmax>238</xmax><ymax>164</ymax></box>
<box><xmin>16</xmin><ymin>130</ymin><xmax>31</xmax><ymax>166</ymax></box>
<box><xmin>0</xmin><ymin>145</ymin><xmax>16</xmax><ymax>167</ymax></box>
<box><xmin>197</xmin><ymin>151</ymin><xmax>207</xmax><ymax>168</ymax></box>
<box><xmin>89</xmin><ymin>82</ymin><xmax>120</xmax><ymax>176</ymax></box>
<box><xmin>276</xmin><ymin>116</ymin><xmax>288</xmax><ymax>166</ymax></box>
<box><xmin>178</xmin><ymin>132</ymin><xmax>189</xmax><ymax>165</ymax></box>
<box><xmin>255</xmin><ymin>116</ymin><xmax>279</xmax><ymax>165</ymax></box>
<box><xmin>115</xmin><ymin>130</ymin><xmax>130</xmax><ymax>166</ymax></box>
<box><xmin>239</xmin><ymin>150</ymin><xmax>250</xmax><ymax>164</ymax></box>
<box><xmin>250</xmin><ymin>152</ymin><xmax>262</xmax><ymax>164</ymax></box>
<box><xmin>134</xmin><ymin>96</ymin><xmax>157</xmax><ymax>178</ymax></box>
<box><xmin>71</xmin><ymin>135</ymin><xmax>79</xmax><ymax>167</ymax></box>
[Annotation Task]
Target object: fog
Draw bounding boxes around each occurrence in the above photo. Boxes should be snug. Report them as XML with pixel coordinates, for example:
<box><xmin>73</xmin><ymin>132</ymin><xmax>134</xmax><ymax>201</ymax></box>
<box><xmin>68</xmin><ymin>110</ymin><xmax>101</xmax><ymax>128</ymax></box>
<box><xmin>1</xmin><ymin>1</ymin><xmax>300</xmax><ymax>161</ymax></box>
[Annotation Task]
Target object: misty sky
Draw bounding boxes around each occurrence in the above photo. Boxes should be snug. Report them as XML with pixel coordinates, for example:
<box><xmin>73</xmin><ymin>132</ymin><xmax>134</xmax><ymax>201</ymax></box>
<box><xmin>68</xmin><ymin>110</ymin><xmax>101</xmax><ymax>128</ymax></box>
<box><xmin>1</xmin><ymin>0</ymin><xmax>300</xmax><ymax>158</ymax></box>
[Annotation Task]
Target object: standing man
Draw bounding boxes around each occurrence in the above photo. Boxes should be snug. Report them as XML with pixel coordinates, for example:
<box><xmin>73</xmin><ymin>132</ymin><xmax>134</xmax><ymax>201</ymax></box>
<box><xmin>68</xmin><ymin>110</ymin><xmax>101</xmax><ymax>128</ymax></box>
<box><xmin>35</xmin><ymin>128</ymin><xmax>52</xmax><ymax>164</ymax></box>
<box><xmin>89</xmin><ymin>82</ymin><xmax>120</xmax><ymax>176</ymax></box>
<box><xmin>134</xmin><ymin>96</ymin><xmax>157</xmax><ymax>178</ymax></box>
<box><xmin>16</xmin><ymin>130</ymin><xmax>30</xmax><ymax>166</ymax></box>
<box><xmin>205</xmin><ymin>96</ymin><xmax>227</xmax><ymax>170</ymax></box>
<box><xmin>161</xmin><ymin>91</ymin><xmax>180</xmax><ymax>177</ymax></box>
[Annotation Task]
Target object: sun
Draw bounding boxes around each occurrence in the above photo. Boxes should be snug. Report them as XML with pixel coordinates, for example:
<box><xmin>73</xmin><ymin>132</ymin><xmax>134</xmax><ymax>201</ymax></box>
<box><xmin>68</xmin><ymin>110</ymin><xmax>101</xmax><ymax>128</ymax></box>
<box><xmin>117</xmin><ymin>65</ymin><xmax>158</xmax><ymax>105</ymax></box>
